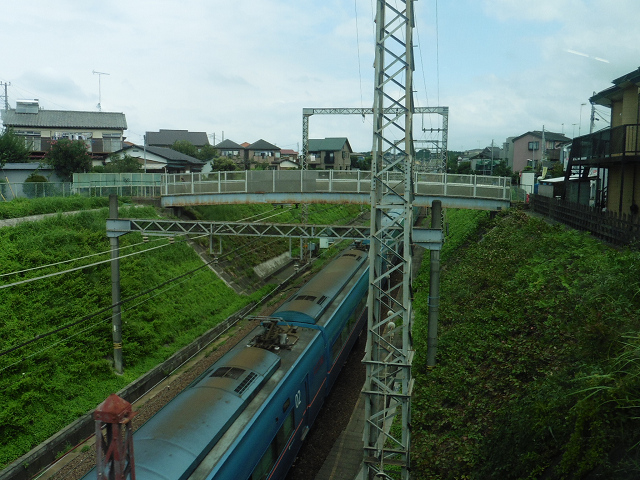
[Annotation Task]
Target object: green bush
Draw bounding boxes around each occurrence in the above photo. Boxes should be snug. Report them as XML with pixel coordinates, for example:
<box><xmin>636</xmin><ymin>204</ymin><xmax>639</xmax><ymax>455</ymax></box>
<box><xmin>22</xmin><ymin>173</ymin><xmax>48</xmax><ymax>198</ymax></box>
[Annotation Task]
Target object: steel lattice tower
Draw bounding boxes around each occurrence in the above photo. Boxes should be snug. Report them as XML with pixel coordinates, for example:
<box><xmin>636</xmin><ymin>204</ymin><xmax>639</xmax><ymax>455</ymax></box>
<box><xmin>363</xmin><ymin>0</ymin><xmax>415</xmax><ymax>479</ymax></box>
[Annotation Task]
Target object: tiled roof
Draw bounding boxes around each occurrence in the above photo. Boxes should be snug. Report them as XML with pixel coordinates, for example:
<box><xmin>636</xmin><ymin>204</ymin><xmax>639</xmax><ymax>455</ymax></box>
<box><xmin>247</xmin><ymin>139</ymin><xmax>280</xmax><ymax>150</ymax></box>
<box><xmin>512</xmin><ymin>131</ymin><xmax>571</xmax><ymax>143</ymax></box>
<box><xmin>214</xmin><ymin>139</ymin><xmax>244</xmax><ymax>149</ymax></box>
<box><xmin>591</xmin><ymin>66</ymin><xmax>640</xmax><ymax>106</ymax></box>
<box><xmin>146</xmin><ymin>129</ymin><xmax>210</xmax><ymax>147</ymax></box>
<box><xmin>1</xmin><ymin>109</ymin><xmax>127</xmax><ymax>129</ymax></box>
<box><xmin>308</xmin><ymin>137</ymin><xmax>350</xmax><ymax>152</ymax></box>
<box><xmin>120</xmin><ymin>144</ymin><xmax>204</xmax><ymax>165</ymax></box>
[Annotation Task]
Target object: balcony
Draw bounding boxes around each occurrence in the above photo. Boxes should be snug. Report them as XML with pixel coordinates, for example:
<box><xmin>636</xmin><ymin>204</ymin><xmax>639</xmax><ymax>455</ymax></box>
<box><xmin>570</xmin><ymin>124</ymin><xmax>640</xmax><ymax>166</ymax></box>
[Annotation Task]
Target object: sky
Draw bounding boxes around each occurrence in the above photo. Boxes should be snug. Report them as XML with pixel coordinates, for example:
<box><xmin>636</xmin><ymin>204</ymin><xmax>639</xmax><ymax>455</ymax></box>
<box><xmin>1</xmin><ymin>0</ymin><xmax>639</xmax><ymax>153</ymax></box>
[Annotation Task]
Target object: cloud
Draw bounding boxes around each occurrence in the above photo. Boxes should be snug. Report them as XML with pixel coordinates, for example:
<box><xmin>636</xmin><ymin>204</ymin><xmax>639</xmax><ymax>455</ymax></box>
<box><xmin>482</xmin><ymin>0</ymin><xmax>582</xmax><ymax>22</ymax></box>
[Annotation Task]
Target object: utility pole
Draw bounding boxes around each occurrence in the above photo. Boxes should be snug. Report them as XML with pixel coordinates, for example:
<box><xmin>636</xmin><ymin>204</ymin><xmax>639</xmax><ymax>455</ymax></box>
<box><xmin>93</xmin><ymin>70</ymin><xmax>110</xmax><ymax>112</ymax></box>
<box><xmin>541</xmin><ymin>126</ymin><xmax>546</xmax><ymax>165</ymax></box>
<box><xmin>109</xmin><ymin>194</ymin><xmax>123</xmax><ymax>374</ymax></box>
<box><xmin>590</xmin><ymin>93</ymin><xmax>597</xmax><ymax>134</ymax></box>
<box><xmin>490</xmin><ymin>139</ymin><xmax>494</xmax><ymax>175</ymax></box>
<box><xmin>143</xmin><ymin>135</ymin><xmax>147</xmax><ymax>173</ymax></box>
<box><xmin>0</xmin><ymin>81</ymin><xmax>10</xmax><ymax>110</ymax></box>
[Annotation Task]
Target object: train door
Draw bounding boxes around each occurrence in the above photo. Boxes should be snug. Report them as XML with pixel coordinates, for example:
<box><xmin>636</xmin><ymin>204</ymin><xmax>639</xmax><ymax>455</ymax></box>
<box><xmin>295</xmin><ymin>375</ymin><xmax>310</xmax><ymax>442</ymax></box>
<box><xmin>249</xmin><ymin>378</ymin><xmax>310</xmax><ymax>480</ymax></box>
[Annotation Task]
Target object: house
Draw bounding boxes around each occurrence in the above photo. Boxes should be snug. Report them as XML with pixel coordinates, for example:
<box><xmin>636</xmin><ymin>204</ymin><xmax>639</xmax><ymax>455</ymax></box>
<box><xmin>470</xmin><ymin>146</ymin><xmax>502</xmax><ymax>175</ymax></box>
<box><xmin>0</xmin><ymin>100</ymin><xmax>127</xmax><ymax>161</ymax></box>
<box><xmin>214</xmin><ymin>139</ymin><xmax>245</xmax><ymax>160</ymax></box>
<box><xmin>566</xmin><ymin>66</ymin><xmax>640</xmax><ymax>214</ymax></box>
<box><xmin>146</xmin><ymin>129</ymin><xmax>210</xmax><ymax>150</ymax></box>
<box><xmin>245</xmin><ymin>139</ymin><xmax>281</xmax><ymax>168</ymax></box>
<box><xmin>280</xmin><ymin>149</ymin><xmax>299</xmax><ymax>162</ymax></box>
<box><xmin>110</xmin><ymin>144</ymin><xmax>205</xmax><ymax>173</ymax></box>
<box><xmin>270</xmin><ymin>159</ymin><xmax>300</xmax><ymax>170</ymax></box>
<box><xmin>308</xmin><ymin>137</ymin><xmax>353</xmax><ymax>170</ymax></box>
<box><xmin>511</xmin><ymin>130</ymin><xmax>571</xmax><ymax>174</ymax></box>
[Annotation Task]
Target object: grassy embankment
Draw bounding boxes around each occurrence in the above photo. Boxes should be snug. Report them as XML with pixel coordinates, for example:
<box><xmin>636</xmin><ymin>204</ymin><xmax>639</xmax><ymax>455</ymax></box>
<box><xmin>412</xmin><ymin>208</ymin><xmax>640</xmax><ymax>479</ymax></box>
<box><xmin>0</xmin><ymin>197</ymin><xmax>361</xmax><ymax>469</ymax></box>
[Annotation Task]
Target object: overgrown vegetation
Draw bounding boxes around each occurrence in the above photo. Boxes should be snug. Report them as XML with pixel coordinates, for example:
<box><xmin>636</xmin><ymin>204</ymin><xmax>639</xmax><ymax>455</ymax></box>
<box><xmin>43</xmin><ymin>139</ymin><xmax>92</xmax><ymax>181</ymax></box>
<box><xmin>0</xmin><ymin>196</ymin><xmax>111</xmax><ymax>219</ymax></box>
<box><xmin>0</xmin><ymin>197</ymin><xmax>364</xmax><ymax>469</ymax></box>
<box><xmin>92</xmin><ymin>154</ymin><xmax>144</xmax><ymax>173</ymax></box>
<box><xmin>0</xmin><ymin>201</ymin><xmax>268</xmax><ymax>468</ymax></box>
<box><xmin>0</xmin><ymin>127</ymin><xmax>31</xmax><ymax>166</ymax></box>
<box><xmin>412</xmin><ymin>208</ymin><xmax>640</xmax><ymax>479</ymax></box>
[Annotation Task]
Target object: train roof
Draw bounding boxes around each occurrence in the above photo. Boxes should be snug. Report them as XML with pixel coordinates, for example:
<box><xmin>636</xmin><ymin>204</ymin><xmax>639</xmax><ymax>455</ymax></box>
<box><xmin>273</xmin><ymin>248</ymin><xmax>367</xmax><ymax>324</ymax></box>
<box><xmin>132</xmin><ymin>348</ymin><xmax>281</xmax><ymax>478</ymax></box>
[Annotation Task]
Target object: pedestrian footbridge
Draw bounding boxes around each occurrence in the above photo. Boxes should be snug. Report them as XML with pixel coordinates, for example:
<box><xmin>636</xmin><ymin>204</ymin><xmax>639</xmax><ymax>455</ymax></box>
<box><xmin>160</xmin><ymin>171</ymin><xmax>512</xmax><ymax>211</ymax></box>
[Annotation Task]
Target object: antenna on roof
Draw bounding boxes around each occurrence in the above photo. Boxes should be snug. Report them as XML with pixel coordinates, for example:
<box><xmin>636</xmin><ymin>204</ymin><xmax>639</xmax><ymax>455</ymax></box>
<box><xmin>92</xmin><ymin>70</ymin><xmax>110</xmax><ymax>112</ymax></box>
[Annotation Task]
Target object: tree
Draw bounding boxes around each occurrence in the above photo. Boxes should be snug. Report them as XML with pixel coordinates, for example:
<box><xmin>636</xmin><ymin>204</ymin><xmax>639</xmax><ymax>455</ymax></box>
<box><xmin>23</xmin><ymin>172</ymin><xmax>48</xmax><ymax>198</ymax></box>
<box><xmin>196</xmin><ymin>145</ymin><xmax>218</xmax><ymax>162</ymax></box>
<box><xmin>44</xmin><ymin>139</ymin><xmax>92</xmax><ymax>181</ymax></box>
<box><xmin>170</xmin><ymin>140</ymin><xmax>198</xmax><ymax>158</ymax></box>
<box><xmin>170</xmin><ymin>141</ymin><xmax>218</xmax><ymax>161</ymax></box>
<box><xmin>0</xmin><ymin>127</ymin><xmax>31</xmax><ymax>167</ymax></box>
<box><xmin>549</xmin><ymin>162</ymin><xmax>564</xmax><ymax>178</ymax></box>
<box><xmin>210</xmin><ymin>157</ymin><xmax>240</xmax><ymax>171</ymax></box>
<box><xmin>94</xmin><ymin>154</ymin><xmax>143</xmax><ymax>173</ymax></box>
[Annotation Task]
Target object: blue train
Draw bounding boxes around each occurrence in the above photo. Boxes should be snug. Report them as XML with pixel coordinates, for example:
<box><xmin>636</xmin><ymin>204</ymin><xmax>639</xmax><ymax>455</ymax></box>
<box><xmin>83</xmin><ymin>243</ymin><xmax>370</xmax><ymax>480</ymax></box>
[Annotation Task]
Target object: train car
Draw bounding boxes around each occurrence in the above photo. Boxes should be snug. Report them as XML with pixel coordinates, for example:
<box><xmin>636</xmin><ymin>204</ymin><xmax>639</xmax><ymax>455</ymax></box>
<box><xmin>82</xmin><ymin>244</ymin><xmax>369</xmax><ymax>480</ymax></box>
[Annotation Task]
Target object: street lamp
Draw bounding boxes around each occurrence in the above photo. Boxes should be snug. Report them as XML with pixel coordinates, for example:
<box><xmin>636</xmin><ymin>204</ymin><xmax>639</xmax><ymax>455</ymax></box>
<box><xmin>579</xmin><ymin>103</ymin><xmax>587</xmax><ymax>137</ymax></box>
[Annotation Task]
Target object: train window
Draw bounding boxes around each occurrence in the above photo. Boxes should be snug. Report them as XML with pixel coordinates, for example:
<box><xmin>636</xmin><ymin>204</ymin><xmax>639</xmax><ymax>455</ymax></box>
<box><xmin>282</xmin><ymin>398</ymin><xmax>291</xmax><ymax>412</ymax></box>
<box><xmin>250</xmin><ymin>411</ymin><xmax>295</xmax><ymax>480</ymax></box>
<box><xmin>211</xmin><ymin>366</ymin><xmax>244</xmax><ymax>379</ymax></box>
<box><xmin>317</xmin><ymin>295</ymin><xmax>328</xmax><ymax>306</ymax></box>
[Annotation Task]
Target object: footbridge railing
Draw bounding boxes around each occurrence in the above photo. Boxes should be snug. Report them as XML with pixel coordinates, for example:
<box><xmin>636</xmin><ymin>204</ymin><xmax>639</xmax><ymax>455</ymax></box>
<box><xmin>161</xmin><ymin>171</ymin><xmax>511</xmax><ymax>210</ymax></box>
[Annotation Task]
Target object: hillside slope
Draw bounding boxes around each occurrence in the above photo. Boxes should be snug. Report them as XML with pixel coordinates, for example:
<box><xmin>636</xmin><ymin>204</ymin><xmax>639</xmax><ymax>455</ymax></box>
<box><xmin>412</xmin><ymin>208</ymin><xmax>640</xmax><ymax>479</ymax></box>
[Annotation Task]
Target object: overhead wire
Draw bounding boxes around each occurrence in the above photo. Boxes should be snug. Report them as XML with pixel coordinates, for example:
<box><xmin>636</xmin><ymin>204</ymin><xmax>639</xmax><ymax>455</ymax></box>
<box><xmin>1</xmin><ymin>200</ymin><xmax>357</xmax><ymax>368</ymax></box>
<box><xmin>0</xmin><ymin>234</ymin><xmax>170</xmax><ymax>279</ymax></box>
<box><xmin>8</xmin><ymin>83</ymin><xmax>70</xmax><ymax>111</ymax></box>
<box><xmin>0</xmin><ymin>206</ymin><xmax>298</xmax><ymax>281</ymax></box>
<box><xmin>0</xmin><ymin>234</ymin><xmax>209</xmax><ymax>290</ymax></box>
<box><xmin>0</xmin><ymin>246</ymin><xmax>218</xmax><ymax>361</ymax></box>
<box><xmin>0</xmin><ymin>230</ymin><xmax>289</xmax><ymax>364</ymax></box>
<box><xmin>0</xmin><ymin>268</ymin><xmax>213</xmax><ymax>374</ymax></box>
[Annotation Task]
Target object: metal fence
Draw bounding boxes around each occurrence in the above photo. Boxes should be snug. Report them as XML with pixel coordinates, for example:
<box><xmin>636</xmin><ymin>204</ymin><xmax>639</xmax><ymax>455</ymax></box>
<box><xmin>2</xmin><ymin>171</ymin><xmax>514</xmax><ymax>202</ymax></box>
<box><xmin>531</xmin><ymin>194</ymin><xmax>640</xmax><ymax>246</ymax></box>
<box><xmin>0</xmin><ymin>181</ymin><xmax>75</xmax><ymax>200</ymax></box>
<box><xmin>73</xmin><ymin>172</ymin><xmax>163</xmax><ymax>197</ymax></box>
<box><xmin>162</xmin><ymin>170</ymin><xmax>512</xmax><ymax>200</ymax></box>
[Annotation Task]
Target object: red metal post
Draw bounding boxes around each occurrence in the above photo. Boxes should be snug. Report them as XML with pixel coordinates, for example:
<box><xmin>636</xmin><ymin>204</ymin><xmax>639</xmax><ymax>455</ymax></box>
<box><xmin>94</xmin><ymin>394</ymin><xmax>137</xmax><ymax>480</ymax></box>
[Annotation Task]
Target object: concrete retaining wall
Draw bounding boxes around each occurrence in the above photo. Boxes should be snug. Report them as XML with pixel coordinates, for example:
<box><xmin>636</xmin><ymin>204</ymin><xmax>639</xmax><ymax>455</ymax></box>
<box><xmin>253</xmin><ymin>252</ymin><xmax>292</xmax><ymax>278</ymax></box>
